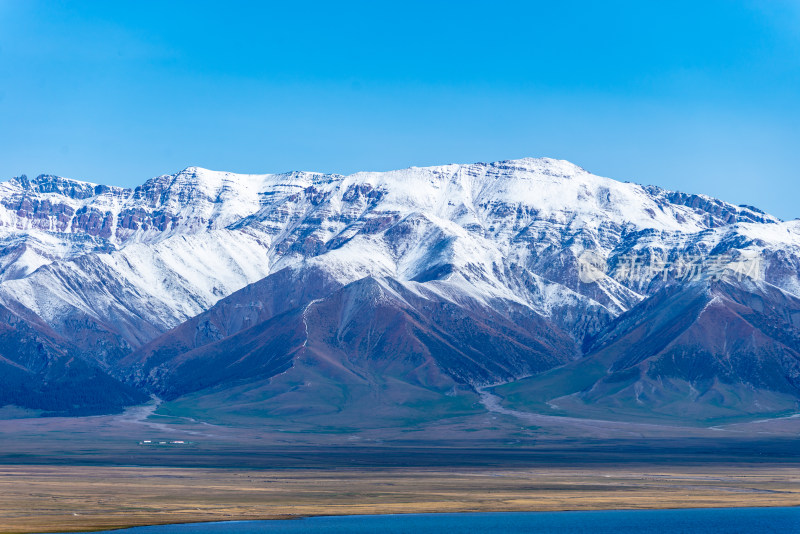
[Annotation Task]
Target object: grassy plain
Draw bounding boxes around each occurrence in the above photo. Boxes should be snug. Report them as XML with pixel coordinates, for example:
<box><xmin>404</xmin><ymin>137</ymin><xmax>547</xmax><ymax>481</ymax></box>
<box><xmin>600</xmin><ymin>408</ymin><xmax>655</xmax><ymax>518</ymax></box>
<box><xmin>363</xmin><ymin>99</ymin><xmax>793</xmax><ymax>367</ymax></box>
<box><xmin>3</xmin><ymin>397</ymin><xmax>800</xmax><ymax>533</ymax></box>
<box><xmin>2</xmin><ymin>464</ymin><xmax>800</xmax><ymax>534</ymax></box>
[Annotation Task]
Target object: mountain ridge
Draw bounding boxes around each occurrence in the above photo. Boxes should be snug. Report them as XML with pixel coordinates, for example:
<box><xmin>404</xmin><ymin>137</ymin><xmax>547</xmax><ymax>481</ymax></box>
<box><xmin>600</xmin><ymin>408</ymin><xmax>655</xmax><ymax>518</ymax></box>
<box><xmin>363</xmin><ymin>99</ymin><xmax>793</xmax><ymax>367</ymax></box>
<box><xmin>0</xmin><ymin>157</ymin><xmax>798</xmax><ymax>423</ymax></box>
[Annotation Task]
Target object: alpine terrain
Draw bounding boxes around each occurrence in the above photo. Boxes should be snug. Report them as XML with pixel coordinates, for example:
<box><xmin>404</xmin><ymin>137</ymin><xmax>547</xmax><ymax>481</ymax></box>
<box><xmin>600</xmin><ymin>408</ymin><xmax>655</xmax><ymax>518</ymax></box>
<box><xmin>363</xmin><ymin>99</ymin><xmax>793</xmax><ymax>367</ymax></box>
<box><xmin>1</xmin><ymin>158</ymin><xmax>799</xmax><ymax>426</ymax></box>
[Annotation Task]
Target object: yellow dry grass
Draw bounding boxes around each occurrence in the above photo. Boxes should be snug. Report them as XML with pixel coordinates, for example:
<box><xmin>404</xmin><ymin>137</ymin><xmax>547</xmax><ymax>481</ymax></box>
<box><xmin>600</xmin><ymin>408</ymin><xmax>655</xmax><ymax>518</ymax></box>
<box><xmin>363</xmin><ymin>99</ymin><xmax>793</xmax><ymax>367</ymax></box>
<box><xmin>1</xmin><ymin>464</ymin><xmax>799</xmax><ymax>533</ymax></box>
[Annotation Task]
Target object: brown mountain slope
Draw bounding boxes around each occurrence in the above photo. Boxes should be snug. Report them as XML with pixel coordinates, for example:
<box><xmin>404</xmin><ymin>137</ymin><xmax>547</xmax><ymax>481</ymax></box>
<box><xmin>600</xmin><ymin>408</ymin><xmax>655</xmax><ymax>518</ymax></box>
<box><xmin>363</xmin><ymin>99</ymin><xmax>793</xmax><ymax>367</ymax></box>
<box><xmin>123</xmin><ymin>275</ymin><xmax>579</xmax><ymax>428</ymax></box>
<box><xmin>497</xmin><ymin>277</ymin><xmax>800</xmax><ymax>423</ymax></box>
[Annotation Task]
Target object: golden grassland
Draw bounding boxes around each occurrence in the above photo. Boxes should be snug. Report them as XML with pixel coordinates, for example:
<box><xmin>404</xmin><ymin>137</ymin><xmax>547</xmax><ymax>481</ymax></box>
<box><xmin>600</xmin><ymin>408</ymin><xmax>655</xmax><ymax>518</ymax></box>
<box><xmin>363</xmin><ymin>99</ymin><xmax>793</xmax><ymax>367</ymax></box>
<box><xmin>1</xmin><ymin>464</ymin><xmax>799</xmax><ymax>533</ymax></box>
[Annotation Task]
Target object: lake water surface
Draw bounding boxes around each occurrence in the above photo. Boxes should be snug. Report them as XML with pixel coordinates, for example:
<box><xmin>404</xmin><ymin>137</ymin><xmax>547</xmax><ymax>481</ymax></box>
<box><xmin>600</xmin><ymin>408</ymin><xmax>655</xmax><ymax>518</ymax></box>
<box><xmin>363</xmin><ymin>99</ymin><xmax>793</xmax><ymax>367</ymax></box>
<box><xmin>53</xmin><ymin>507</ymin><xmax>800</xmax><ymax>533</ymax></box>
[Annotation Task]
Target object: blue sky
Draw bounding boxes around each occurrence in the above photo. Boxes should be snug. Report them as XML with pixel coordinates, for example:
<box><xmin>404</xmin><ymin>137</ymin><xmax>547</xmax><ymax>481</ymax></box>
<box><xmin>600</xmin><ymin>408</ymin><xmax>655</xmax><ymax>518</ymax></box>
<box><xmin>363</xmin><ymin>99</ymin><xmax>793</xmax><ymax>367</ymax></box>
<box><xmin>1</xmin><ymin>1</ymin><xmax>798</xmax><ymax>218</ymax></box>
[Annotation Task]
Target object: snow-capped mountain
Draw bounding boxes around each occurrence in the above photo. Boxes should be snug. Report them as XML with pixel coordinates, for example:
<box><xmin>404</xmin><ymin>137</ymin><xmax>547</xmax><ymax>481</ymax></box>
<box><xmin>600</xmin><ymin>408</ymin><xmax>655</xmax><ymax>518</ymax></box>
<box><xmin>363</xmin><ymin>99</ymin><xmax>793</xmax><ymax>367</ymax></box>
<box><xmin>1</xmin><ymin>158</ymin><xmax>799</xmax><ymax>421</ymax></box>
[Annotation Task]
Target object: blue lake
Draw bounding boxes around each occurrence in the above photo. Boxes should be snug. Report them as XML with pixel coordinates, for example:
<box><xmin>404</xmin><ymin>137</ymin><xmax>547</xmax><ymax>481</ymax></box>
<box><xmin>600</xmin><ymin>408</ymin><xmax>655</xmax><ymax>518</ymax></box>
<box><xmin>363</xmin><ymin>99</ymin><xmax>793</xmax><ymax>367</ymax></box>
<box><xmin>51</xmin><ymin>507</ymin><xmax>800</xmax><ymax>533</ymax></box>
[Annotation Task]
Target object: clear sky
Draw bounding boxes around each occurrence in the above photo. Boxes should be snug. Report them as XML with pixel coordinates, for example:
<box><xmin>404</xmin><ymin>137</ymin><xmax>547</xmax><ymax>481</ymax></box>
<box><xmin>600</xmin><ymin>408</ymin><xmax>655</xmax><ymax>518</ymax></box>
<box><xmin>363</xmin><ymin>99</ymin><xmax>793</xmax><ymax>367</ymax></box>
<box><xmin>1</xmin><ymin>1</ymin><xmax>798</xmax><ymax>219</ymax></box>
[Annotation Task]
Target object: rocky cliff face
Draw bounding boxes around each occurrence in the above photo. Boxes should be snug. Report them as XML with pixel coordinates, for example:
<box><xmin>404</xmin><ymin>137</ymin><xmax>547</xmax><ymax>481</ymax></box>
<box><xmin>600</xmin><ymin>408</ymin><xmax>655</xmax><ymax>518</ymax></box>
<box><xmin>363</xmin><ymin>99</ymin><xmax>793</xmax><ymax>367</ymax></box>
<box><xmin>0</xmin><ymin>158</ymin><xmax>799</xmax><ymax>420</ymax></box>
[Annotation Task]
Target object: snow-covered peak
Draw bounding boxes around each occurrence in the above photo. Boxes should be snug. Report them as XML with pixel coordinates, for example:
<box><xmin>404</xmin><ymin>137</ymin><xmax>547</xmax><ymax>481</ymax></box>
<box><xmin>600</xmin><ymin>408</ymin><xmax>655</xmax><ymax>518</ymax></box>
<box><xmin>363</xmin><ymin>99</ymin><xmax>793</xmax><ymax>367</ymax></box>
<box><xmin>1</xmin><ymin>156</ymin><xmax>799</xmax><ymax>364</ymax></box>
<box><xmin>0</xmin><ymin>157</ymin><xmax>793</xmax><ymax>300</ymax></box>
<box><xmin>290</xmin><ymin>157</ymin><xmax>755</xmax><ymax>238</ymax></box>
<box><xmin>0</xmin><ymin>157</ymin><xmax>779</xmax><ymax>245</ymax></box>
<box><xmin>1</xmin><ymin>173</ymin><xmax>103</xmax><ymax>199</ymax></box>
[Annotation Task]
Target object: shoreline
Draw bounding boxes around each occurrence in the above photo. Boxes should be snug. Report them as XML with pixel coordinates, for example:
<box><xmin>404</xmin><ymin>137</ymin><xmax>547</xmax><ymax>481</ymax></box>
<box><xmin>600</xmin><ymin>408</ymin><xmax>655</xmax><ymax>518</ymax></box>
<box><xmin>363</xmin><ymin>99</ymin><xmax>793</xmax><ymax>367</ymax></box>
<box><xmin>28</xmin><ymin>505</ymin><xmax>800</xmax><ymax>534</ymax></box>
